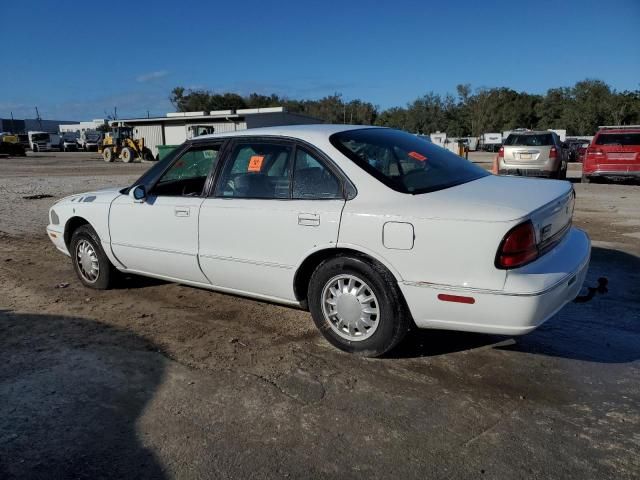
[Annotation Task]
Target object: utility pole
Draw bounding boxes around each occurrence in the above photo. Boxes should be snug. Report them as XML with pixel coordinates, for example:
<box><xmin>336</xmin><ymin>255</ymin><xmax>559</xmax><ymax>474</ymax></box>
<box><xmin>35</xmin><ymin>106</ymin><xmax>42</xmax><ymax>130</ymax></box>
<box><xmin>113</xmin><ymin>106</ymin><xmax>117</xmax><ymax>120</ymax></box>
<box><xmin>10</xmin><ymin>111</ymin><xmax>15</xmax><ymax>133</ymax></box>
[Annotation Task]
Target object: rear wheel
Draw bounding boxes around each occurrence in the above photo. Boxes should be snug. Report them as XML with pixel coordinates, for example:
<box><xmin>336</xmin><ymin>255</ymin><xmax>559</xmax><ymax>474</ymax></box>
<box><xmin>70</xmin><ymin>225</ymin><xmax>116</xmax><ymax>289</ymax></box>
<box><xmin>121</xmin><ymin>147</ymin><xmax>133</xmax><ymax>163</ymax></box>
<box><xmin>308</xmin><ymin>255</ymin><xmax>411</xmax><ymax>357</ymax></box>
<box><xmin>557</xmin><ymin>162</ymin><xmax>567</xmax><ymax>180</ymax></box>
<box><xmin>103</xmin><ymin>147</ymin><xmax>113</xmax><ymax>162</ymax></box>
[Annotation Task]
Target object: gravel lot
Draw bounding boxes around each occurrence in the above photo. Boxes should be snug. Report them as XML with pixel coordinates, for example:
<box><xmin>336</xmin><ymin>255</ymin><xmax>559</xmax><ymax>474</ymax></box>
<box><xmin>1</xmin><ymin>152</ymin><xmax>639</xmax><ymax>479</ymax></box>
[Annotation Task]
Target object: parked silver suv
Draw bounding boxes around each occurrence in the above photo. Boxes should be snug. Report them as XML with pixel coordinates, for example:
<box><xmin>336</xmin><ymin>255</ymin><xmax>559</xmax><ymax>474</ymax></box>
<box><xmin>498</xmin><ymin>131</ymin><xmax>567</xmax><ymax>179</ymax></box>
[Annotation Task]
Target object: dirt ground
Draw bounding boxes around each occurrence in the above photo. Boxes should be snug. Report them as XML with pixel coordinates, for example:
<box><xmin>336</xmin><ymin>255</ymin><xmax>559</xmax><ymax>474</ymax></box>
<box><xmin>1</xmin><ymin>152</ymin><xmax>639</xmax><ymax>479</ymax></box>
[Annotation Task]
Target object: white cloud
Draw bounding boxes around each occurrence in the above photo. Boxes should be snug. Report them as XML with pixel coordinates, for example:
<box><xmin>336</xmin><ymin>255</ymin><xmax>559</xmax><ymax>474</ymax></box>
<box><xmin>136</xmin><ymin>70</ymin><xmax>169</xmax><ymax>83</ymax></box>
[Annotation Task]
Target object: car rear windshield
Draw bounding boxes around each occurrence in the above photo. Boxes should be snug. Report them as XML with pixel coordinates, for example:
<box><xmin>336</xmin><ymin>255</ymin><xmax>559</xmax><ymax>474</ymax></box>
<box><xmin>504</xmin><ymin>133</ymin><xmax>554</xmax><ymax>146</ymax></box>
<box><xmin>595</xmin><ymin>133</ymin><xmax>640</xmax><ymax>146</ymax></box>
<box><xmin>329</xmin><ymin>128</ymin><xmax>488</xmax><ymax>194</ymax></box>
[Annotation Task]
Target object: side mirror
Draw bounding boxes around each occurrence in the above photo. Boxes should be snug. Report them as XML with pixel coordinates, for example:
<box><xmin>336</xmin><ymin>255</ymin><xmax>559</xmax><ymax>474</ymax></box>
<box><xmin>130</xmin><ymin>184</ymin><xmax>146</xmax><ymax>202</ymax></box>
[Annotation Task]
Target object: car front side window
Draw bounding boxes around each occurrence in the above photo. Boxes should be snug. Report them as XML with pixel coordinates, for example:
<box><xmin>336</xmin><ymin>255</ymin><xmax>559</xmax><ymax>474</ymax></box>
<box><xmin>151</xmin><ymin>145</ymin><xmax>220</xmax><ymax>197</ymax></box>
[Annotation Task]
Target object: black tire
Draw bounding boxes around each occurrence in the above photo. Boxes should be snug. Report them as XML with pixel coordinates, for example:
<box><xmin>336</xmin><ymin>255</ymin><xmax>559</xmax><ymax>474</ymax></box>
<box><xmin>557</xmin><ymin>162</ymin><xmax>567</xmax><ymax>180</ymax></box>
<box><xmin>308</xmin><ymin>255</ymin><xmax>411</xmax><ymax>357</ymax></box>
<box><xmin>69</xmin><ymin>225</ymin><xmax>116</xmax><ymax>289</ymax></box>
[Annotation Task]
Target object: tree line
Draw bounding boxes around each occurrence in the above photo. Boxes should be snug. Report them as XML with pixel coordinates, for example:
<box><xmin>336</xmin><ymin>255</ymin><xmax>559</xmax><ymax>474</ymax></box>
<box><xmin>170</xmin><ymin>79</ymin><xmax>640</xmax><ymax>137</ymax></box>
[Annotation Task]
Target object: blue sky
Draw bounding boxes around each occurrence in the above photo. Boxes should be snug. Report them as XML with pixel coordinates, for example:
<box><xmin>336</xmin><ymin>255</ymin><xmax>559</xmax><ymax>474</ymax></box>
<box><xmin>1</xmin><ymin>0</ymin><xmax>638</xmax><ymax>120</ymax></box>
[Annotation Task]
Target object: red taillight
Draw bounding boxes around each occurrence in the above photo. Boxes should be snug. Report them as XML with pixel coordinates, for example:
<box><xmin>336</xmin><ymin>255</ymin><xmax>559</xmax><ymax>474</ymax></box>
<box><xmin>498</xmin><ymin>146</ymin><xmax>504</xmax><ymax>158</ymax></box>
<box><xmin>496</xmin><ymin>221</ymin><xmax>538</xmax><ymax>269</ymax></box>
<box><xmin>587</xmin><ymin>147</ymin><xmax>604</xmax><ymax>157</ymax></box>
<box><xmin>549</xmin><ymin>146</ymin><xmax>557</xmax><ymax>159</ymax></box>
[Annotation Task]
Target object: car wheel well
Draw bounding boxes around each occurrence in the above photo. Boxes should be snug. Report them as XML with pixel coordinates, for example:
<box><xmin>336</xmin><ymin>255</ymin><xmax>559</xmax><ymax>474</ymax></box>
<box><xmin>64</xmin><ymin>217</ymin><xmax>90</xmax><ymax>249</ymax></box>
<box><xmin>293</xmin><ymin>248</ymin><xmax>398</xmax><ymax>308</ymax></box>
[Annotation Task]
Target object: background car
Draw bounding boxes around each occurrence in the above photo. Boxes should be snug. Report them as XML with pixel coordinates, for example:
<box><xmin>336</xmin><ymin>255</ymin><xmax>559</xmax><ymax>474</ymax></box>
<box><xmin>566</xmin><ymin>139</ymin><xmax>589</xmax><ymax>162</ymax></box>
<box><xmin>498</xmin><ymin>131</ymin><xmax>567</xmax><ymax>179</ymax></box>
<box><xmin>582</xmin><ymin>126</ymin><xmax>640</xmax><ymax>183</ymax></box>
<box><xmin>59</xmin><ymin>133</ymin><xmax>79</xmax><ymax>152</ymax></box>
<box><xmin>77</xmin><ymin>131</ymin><xmax>102</xmax><ymax>151</ymax></box>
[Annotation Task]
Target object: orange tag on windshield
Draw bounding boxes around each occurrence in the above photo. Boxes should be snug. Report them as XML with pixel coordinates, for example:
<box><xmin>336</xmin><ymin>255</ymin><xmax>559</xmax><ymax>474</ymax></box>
<box><xmin>408</xmin><ymin>151</ymin><xmax>427</xmax><ymax>161</ymax></box>
<box><xmin>248</xmin><ymin>155</ymin><xmax>264</xmax><ymax>172</ymax></box>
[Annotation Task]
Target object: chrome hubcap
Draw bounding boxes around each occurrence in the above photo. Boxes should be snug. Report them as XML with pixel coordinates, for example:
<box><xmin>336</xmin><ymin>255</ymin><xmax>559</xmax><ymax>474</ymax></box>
<box><xmin>321</xmin><ymin>274</ymin><xmax>380</xmax><ymax>341</ymax></box>
<box><xmin>76</xmin><ymin>239</ymin><xmax>99</xmax><ymax>283</ymax></box>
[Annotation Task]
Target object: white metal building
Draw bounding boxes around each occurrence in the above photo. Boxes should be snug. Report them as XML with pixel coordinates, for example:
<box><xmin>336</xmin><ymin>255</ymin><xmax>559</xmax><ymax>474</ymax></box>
<box><xmin>112</xmin><ymin>107</ymin><xmax>321</xmax><ymax>158</ymax></box>
<box><xmin>59</xmin><ymin>119</ymin><xmax>107</xmax><ymax>134</ymax></box>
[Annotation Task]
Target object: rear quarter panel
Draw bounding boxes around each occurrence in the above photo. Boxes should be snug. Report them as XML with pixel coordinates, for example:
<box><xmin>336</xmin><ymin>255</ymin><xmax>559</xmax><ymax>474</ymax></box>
<box><xmin>338</xmin><ymin>195</ymin><xmax>512</xmax><ymax>292</ymax></box>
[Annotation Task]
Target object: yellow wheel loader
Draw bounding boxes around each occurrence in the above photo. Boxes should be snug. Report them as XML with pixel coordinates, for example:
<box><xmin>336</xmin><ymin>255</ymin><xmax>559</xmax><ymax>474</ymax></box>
<box><xmin>99</xmin><ymin>124</ymin><xmax>154</xmax><ymax>163</ymax></box>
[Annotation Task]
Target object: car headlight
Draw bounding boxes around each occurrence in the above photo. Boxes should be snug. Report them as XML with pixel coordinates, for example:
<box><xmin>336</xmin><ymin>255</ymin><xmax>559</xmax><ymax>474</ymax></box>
<box><xmin>50</xmin><ymin>209</ymin><xmax>60</xmax><ymax>225</ymax></box>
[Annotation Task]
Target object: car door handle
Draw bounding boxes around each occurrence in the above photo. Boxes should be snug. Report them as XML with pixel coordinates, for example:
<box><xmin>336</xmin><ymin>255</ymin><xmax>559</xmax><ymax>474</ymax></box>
<box><xmin>298</xmin><ymin>213</ymin><xmax>320</xmax><ymax>227</ymax></box>
<box><xmin>175</xmin><ymin>207</ymin><xmax>190</xmax><ymax>217</ymax></box>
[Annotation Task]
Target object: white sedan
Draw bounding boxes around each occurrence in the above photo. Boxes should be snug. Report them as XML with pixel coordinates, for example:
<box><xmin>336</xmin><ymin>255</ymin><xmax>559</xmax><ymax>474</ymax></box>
<box><xmin>47</xmin><ymin>125</ymin><xmax>591</xmax><ymax>356</ymax></box>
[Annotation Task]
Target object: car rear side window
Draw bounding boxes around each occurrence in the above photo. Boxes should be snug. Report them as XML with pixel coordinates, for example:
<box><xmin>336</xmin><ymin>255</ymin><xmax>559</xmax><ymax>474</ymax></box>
<box><xmin>595</xmin><ymin>133</ymin><xmax>640</xmax><ymax>146</ymax></box>
<box><xmin>215</xmin><ymin>143</ymin><xmax>292</xmax><ymax>199</ymax></box>
<box><xmin>504</xmin><ymin>134</ymin><xmax>554</xmax><ymax>146</ymax></box>
<box><xmin>293</xmin><ymin>148</ymin><xmax>342</xmax><ymax>199</ymax></box>
<box><xmin>330</xmin><ymin>128</ymin><xmax>488</xmax><ymax>194</ymax></box>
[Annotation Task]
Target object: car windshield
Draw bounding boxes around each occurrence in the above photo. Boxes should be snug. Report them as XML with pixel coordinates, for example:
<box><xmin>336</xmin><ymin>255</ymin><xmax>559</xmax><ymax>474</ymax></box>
<box><xmin>330</xmin><ymin>128</ymin><xmax>488</xmax><ymax>194</ymax></box>
<box><xmin>86</xmin><ymin>133</ymin><xmax>100</xmax><ymax>141</ymax></box>
<box><xmin>63</xmin><ymin>133</ymin><xmax>77</xmax><ymax>140</ymax></box>
<box><xmin>504</xmin><ymin>133</ymin><xmax>554</xmax><ymax>146</ymax></box>
<box><xmin>595</xmin><ymin>133</ymin><xmax>640</xmax><ymax>146</ymax></box>
<box><xmin>33</xmin><ymin>133</ymin><xmax>49</xmax><ymax>141</ymax></box>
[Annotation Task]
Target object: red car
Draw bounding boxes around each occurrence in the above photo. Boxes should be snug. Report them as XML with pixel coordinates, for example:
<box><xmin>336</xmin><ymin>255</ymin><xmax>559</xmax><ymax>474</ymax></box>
<box><xmin>582</xmin><ymin>126</ymin><xmax>640</xmax><ymax>183</ymax></box>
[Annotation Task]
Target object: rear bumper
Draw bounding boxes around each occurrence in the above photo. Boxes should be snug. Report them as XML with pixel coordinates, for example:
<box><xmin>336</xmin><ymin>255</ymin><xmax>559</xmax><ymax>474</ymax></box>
<box><xmin>499</xmin><ymin>168</ymin><xmax>554</xmax><ymax>178</ymax></box>
<box><xmin>399</xmin><ymin>227</ymin><xmax>590</xmax><ymax>335</ymax></box>
<box><xmin>498</xmin><ymin>159</ymin><xmax>560</xmax><ymax>177</ymax></box>
<box><xmin>585</xmin><ymin>170</ymin><xmax>640</xmax><ymax>179</ymax></box>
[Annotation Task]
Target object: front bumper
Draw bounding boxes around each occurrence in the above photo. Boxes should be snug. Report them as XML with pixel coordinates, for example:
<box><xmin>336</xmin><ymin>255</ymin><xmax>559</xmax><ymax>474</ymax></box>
<box><xmin>399</xmin><ymin>227</ymin><xmax>591</xmax><ymax>335</ymax></box>
<box><xmin>46</xmin><ymin>225</ymin><xmax>69</xmax><ymax>256</ymax></box>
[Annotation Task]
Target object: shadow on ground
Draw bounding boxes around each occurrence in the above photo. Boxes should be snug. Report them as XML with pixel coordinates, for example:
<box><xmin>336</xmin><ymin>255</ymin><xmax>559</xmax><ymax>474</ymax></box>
<box><xmin>0</xmin><ymin>310</ymin><xmax>167</xmax><ymax>479</ymax></box>
<box><xmin>390</xmin><ymin>246</ymin><xmax>640</xmax><ymax>364</ymax></box>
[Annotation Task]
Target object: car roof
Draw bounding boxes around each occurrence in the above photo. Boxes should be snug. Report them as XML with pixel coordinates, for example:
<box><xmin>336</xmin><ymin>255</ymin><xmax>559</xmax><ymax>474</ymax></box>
<box><xmin>508</xmin><ymin>131</ymin><xmax>554</xmax><ymax>135</ymax></box>
<box><xmin>597</xmin><ymin>129</ymin><xmax>640</xmax><ymax>134</ymax></box>
<box><xmin>192</xmin><ymin>124</ymin><xmax>384</xmax><ymax>143</ymax></box>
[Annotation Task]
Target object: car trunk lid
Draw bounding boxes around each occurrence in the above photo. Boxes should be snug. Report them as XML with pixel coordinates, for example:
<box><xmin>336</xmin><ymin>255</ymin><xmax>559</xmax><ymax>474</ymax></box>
<box><xmin>402</xmin><ymin>175</ymin><xmax>574</xmax><ymax>227</ymax></box>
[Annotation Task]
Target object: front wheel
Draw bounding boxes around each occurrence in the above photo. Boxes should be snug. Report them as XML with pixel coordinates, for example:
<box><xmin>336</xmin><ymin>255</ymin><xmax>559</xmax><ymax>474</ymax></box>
<box><xmin>121</xmin><ymin>147</ymin><xmax>133</xmax><ymax>163</ymax></box>
<box><xmin>308</xmin><ymin>255</ymin><xmax>411</xmax><ymax>357</ymax></box>
<box><xmin>70</xmin><ymin>225</ymin><xmax>116</xmax><ymax>289</ymax></box>
<box><xmin>103</xmin><ymin>147</ymin><xmax>113</xmax><ymax>162</ymax></box>
<box><xmin>142</xmin><ymin>149</ymin><xmax>154</xmax><ymax>161</ymax></box>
